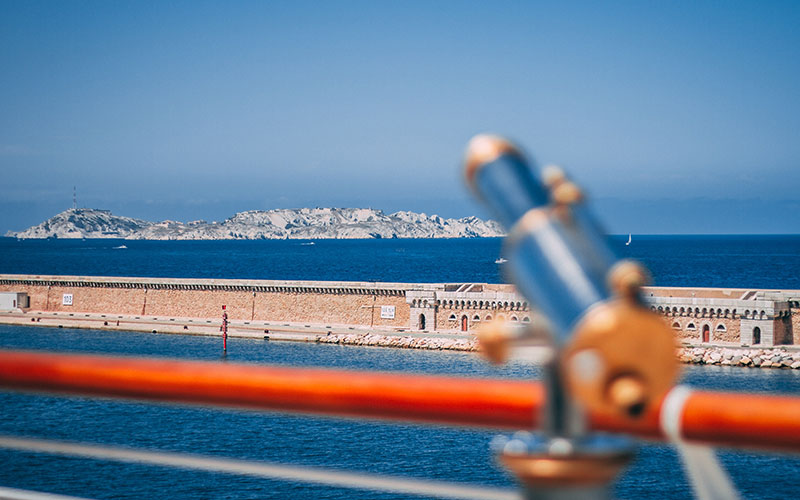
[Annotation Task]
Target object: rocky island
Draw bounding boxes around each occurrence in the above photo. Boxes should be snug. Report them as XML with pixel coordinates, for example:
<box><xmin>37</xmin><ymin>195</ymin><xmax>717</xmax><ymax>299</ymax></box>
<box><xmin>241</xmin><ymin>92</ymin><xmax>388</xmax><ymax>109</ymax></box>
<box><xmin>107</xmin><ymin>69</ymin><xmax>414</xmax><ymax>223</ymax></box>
<box><xmin>7</xmin><ymin>208</ymin><xmax>505</xmax><ymax>240</ymax></box>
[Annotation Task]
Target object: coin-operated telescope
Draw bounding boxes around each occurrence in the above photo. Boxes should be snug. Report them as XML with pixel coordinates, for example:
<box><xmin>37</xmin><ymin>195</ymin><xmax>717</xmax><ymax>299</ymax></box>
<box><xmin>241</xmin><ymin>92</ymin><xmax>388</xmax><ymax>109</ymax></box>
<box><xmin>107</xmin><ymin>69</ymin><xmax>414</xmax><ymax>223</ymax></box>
<box><xmin>465</xmin><ymin>135</ymin><xmax>679</xmax><ymax>499</ymax></box>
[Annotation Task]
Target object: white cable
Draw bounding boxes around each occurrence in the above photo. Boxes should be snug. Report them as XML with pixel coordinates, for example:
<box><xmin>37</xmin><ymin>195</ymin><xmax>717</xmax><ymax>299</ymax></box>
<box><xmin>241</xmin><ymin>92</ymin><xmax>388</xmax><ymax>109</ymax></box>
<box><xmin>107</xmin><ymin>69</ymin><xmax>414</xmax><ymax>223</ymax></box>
<box><xmin>0</xmin><ymin>436</ymin><xmax>519</xmax><ymax>500</ymax></box>
<box><xmin>0</xmin><ymin>487</ymin><xmax>94</xmax><ymax>500</ymax></box>
<box><xmin>660</xmin><ymin>385</ymin><xmax>741</xmax><ymax>500</ymax></box>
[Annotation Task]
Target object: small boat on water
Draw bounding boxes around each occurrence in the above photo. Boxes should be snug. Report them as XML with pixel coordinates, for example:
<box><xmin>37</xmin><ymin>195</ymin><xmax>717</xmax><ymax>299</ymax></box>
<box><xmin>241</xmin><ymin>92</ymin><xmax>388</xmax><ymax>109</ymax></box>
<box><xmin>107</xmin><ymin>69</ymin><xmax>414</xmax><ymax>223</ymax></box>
<box><xmin>301</xmin><ymin>242</ymin><xmax>315</xmax><ymax>246</ymax></box>
<box><xmin>625</xmin><ymin>234</ymin><xmax>632</xmax><ymax>246</ymax></box>
<box><xmin>495</xmin><ymin>257</ymin><xmax>508</xmax><ymax>264</ymax></box>
<box><xmin>113</xmin><ymin>245</ymin><xmax>128</xmax><ymax>249</ymax></box>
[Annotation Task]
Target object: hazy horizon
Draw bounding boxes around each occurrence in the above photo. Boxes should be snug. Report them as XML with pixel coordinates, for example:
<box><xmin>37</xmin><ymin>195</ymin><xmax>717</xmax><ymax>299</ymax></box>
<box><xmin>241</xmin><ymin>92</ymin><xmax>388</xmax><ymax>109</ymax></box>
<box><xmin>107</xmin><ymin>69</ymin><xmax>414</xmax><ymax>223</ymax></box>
<box><xmin>2</xmin><ymin>1</ymin><xmax>799</xmax><ymax>235</ymax></box>
<box><xmin>4</xmin><ymin>203</ymin><xmax>799</xmax><ymax>237</ymax></box>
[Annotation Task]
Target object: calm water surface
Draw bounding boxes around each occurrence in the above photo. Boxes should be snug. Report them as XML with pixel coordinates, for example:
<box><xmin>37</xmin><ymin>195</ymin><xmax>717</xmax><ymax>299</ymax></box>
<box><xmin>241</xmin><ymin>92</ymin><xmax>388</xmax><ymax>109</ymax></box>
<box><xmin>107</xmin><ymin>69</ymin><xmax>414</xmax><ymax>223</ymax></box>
<box><xmin>1</xmin><ymin>236</ymin><xmax>799</xmax><ymax>498</ymax></box>
<box><xmin>2</xmin><ymin>235</ymin><xmax>800</xmax><ymax>289</ymax></box>
<box><xmin>0</xmin><ymin>326</ymin><xmax>798</xmax><ymax>500</ymax></box>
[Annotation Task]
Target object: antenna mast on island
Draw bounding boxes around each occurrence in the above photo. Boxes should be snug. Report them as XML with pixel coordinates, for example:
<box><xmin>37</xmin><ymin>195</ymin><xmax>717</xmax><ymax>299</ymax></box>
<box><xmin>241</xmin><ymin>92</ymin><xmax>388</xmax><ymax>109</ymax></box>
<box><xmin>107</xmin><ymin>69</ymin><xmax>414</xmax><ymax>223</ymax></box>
<box><xmin>73</xmin><ymin>186</ymin><xmax>77</xmax><ymax>210</ymax></box>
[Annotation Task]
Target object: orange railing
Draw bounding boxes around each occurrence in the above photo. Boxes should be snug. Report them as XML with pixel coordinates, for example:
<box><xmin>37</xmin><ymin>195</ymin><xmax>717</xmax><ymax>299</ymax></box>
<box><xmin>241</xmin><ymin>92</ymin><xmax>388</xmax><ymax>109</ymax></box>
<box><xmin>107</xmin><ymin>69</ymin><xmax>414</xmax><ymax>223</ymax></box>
<box><xmin>1</xmin><ymin>349</ymin><xmax>799</xmax><ymax>453</ymax></box>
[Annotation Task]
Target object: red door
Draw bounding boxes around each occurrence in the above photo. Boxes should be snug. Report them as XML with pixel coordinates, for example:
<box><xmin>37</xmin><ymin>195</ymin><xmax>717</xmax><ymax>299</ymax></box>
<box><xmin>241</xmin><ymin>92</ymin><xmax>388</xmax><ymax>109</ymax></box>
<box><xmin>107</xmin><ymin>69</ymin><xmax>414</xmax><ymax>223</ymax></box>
<box><xmin>461</xmin><ymin>316</ymin><xmax>468</xmax><ymax>332</ymax></box>
<box><xmin>702</xmin><ymin>325</ymin><xmax>710</xmax><ymax>343</ymax></box>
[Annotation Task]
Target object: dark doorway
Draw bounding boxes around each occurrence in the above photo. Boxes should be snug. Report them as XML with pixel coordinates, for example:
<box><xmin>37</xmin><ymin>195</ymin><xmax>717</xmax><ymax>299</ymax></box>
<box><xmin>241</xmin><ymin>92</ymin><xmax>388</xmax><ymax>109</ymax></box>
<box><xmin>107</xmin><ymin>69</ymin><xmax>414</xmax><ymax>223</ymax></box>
<box><xmin>461</xmin><ymin>315</ymin><xmax>468</xmax><ymax>332</ymax></box>
<box><xmin>753</xmin><ymin>327</ymin><xmax>761</xmax><ymax>345</ymax></box>
<box><xmin>702</xmin><ymin>324</ymin><xmax>710</xmax><ymax>343</ymax></box>
<box><xmin>418</xmin><ymin>314</ymin><xmax>426</xmax><ymax>331</ymax></box>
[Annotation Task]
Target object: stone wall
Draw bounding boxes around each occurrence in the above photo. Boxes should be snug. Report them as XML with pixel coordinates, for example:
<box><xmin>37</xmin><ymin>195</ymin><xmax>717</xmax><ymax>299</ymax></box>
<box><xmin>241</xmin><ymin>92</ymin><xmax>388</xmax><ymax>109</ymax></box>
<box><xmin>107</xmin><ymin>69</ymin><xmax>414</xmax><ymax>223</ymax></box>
<box><xmin>0</xmin><ymin>276</ymin><xmax>410</xmax><ymax>329</ymax></box>
<box><xmin>1</xmin><ymin>274</ymin><xmax>797</xmax><ymax>346</ymax></box>
<box><xmin>792</xmin><ymin>310</ymin><xmax>800</xmax><ymax>344</ymax></box>
<box><xmin>644</xmin><ymin>287</ymin><xmax>749</xmax><ymax>299</ymax></box>
<box><xmin>435</xmin><ymin>305</ymin><xmax>533</xmax><ymax>332</ymax></box>
<box><xmin>667</xmin><ymin>317</ymin><xmax>740</xmax><ymax>343</ymax></box>
<box><xmin>773</xmin><ymin>316</ymin><xmax>793</xmax><ymax>345</ymax></box>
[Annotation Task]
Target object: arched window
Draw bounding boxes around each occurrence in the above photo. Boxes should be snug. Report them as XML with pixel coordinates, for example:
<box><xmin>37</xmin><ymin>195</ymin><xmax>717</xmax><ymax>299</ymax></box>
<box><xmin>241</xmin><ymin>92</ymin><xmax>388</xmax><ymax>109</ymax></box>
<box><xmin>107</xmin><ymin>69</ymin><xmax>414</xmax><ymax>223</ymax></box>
<box><xmin>716</xmin><ymin>324</ymin><xmax>726</xmax><ymax>332</ymax></box>
<box><xmin>448</xmin><ymin>313</ymin><xmax>457</xmax><ymax>321</ymax></box>
<box><xmin>484</xmin><ymin>314</ymin><xmax>493</xmax><ymax>321</ymax></box>
<box><xmin>672</xmin><ymin>322</ymin><xmax>680</xmax><ymax>329</ymax></box>
<box><xmin>753</xmin><ymin>327</ymin><xmax>761</xmax><ymax>344</ymax></box>
<box><xmin>511</xmin><ymin>316</ymin><xmax>518</xmax><ymax>322</ymax></box>
<box><xmin>687</xmin><ymin>323</ymin><xmax>696</xmax><ymax>330</ymax></box>
<box><xmin>522</xmin><ymin>316</ymin><xmax>531</xmax><ymax>323</ymax></box>
<box><xmin>473</xmin><ymin>315</ymin><xmax>481</xmax><ymax>322</ymax></box>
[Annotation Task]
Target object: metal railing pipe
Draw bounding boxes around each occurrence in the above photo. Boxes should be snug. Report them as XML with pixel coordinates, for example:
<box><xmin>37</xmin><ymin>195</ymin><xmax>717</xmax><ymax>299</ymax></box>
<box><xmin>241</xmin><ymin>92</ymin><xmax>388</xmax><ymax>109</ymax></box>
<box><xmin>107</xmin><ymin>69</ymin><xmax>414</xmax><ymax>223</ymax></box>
<box><xmin>0</xmin><ymin>350</ymin><xmax>798</xmax><ymax>453</ymax></box>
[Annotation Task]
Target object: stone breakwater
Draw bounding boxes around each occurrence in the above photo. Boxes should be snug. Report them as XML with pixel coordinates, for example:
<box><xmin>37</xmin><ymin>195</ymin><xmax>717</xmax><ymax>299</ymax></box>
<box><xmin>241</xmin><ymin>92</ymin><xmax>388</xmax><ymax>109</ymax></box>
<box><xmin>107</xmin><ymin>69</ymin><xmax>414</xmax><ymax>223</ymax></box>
<box><xmin>679</xmin><ymin>346</ymin><xmax>800</xmax><ymax>369</ymax></box>
<box><xmin>315</xmin><ymin>333</ymin><xmax>800</xmax><ymax>370</ymax></box>
<box><xmin>314</xmin><ymin>333</ymin><xmax>479</xmax><ymax>351</ymax></box>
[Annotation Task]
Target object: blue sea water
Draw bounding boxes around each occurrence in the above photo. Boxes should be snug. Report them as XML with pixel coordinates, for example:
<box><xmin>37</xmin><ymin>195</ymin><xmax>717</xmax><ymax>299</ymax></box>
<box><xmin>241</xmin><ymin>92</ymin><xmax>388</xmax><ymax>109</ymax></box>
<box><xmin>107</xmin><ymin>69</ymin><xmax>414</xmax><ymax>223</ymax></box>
<box><xmin>2</xmin><ymin>235</ymin><xmax>800</xmax><ymax>289</ymax></box>
<box><xmin>0</xmin><ymin>235</ymin><xmax>799</xmax><ymax>499</ymax></box>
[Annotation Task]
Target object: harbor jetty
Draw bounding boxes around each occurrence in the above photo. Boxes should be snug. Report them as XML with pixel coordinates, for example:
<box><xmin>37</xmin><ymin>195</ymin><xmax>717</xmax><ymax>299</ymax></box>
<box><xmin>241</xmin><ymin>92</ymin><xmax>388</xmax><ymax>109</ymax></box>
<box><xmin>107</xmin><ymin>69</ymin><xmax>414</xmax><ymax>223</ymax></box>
<box><xmin>2</xmin><ymin>274</ymin><xmax>800</xmax><ymax>367</ymax></box>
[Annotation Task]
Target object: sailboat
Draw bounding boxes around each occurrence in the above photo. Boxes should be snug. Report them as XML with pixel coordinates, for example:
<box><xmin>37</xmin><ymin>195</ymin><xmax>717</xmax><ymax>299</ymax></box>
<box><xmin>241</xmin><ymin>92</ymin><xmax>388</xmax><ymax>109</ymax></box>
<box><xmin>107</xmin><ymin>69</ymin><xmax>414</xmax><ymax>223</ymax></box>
<box><xmin>625</xmin><ymin>233</ymin><xmax>632</xmax><ymax>246</ymax></box>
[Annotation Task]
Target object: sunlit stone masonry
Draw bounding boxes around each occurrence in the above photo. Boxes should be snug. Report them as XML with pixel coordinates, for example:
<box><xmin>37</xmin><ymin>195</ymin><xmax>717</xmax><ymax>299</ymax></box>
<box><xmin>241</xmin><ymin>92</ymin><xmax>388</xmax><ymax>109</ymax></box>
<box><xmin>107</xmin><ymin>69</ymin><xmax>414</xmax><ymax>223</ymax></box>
<box><xmin>1</xmin><ymin>274</ymin><xmax>799</xmax><ymax>347</ymax></box>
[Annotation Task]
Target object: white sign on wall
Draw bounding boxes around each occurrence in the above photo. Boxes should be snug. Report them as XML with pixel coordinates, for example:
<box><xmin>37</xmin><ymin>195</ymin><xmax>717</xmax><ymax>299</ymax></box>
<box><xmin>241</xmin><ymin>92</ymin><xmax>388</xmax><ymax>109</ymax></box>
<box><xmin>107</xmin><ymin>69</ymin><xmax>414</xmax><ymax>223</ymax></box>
<box><xmin>380</xmin><ymin>305</ymin><xmax>395</xmax><ymax>319</ymax></box>
<box><xmin>62</xmin><ymin>293</ymin><xmax>73</xmax><ymax>306</ymax></box>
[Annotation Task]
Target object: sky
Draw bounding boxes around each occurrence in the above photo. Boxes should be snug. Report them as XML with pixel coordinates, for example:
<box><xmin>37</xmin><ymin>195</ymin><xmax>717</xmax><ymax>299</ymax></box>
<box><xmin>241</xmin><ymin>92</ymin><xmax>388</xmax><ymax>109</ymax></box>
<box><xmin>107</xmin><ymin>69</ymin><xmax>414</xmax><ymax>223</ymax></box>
<box><xmin>1</xmin><ymin>0</ymin><xmax>799</xmax><ymax>234</ymax></box>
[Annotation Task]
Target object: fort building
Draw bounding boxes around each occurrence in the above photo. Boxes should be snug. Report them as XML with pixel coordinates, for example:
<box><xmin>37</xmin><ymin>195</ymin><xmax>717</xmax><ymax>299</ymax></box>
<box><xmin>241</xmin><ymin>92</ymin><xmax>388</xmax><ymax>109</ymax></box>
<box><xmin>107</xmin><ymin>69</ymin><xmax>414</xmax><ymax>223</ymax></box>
<box><xmin>1</xmin><ymin>274</ymin><xmax>798</xmax><ymax>347</ymax></box>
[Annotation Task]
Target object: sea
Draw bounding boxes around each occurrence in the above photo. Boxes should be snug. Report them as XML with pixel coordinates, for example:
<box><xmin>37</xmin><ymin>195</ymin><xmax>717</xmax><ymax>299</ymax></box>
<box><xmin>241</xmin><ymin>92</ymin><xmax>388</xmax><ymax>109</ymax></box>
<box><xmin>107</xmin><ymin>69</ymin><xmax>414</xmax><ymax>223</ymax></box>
<box><xmin>0</xmin><ymin>235</ymin><xmax>799</xmax><ymax>500</ymax></box>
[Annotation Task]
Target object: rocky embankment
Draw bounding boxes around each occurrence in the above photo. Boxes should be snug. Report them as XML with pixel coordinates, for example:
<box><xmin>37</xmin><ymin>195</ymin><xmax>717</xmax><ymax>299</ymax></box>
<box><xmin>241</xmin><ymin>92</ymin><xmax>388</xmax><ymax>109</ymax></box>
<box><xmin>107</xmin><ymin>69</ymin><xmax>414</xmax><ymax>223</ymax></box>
<box><xmin>315</xmin><ymin>332</ymin><xmax>479</xmax><ymax>351</ymax></box>
<box><xmin>316</xmin><ymin>333</ymin><xmax>800</xmax><ymax>369</ymax></box>
<box><xmin>678</xmin><ymin>346</ymin><xmax>800</xmax><ymax>369</ymax></box>
<box><xmin>8</xmin><ymin>207</ymin><xmax>504</xmax><ymax>240</ymax></box>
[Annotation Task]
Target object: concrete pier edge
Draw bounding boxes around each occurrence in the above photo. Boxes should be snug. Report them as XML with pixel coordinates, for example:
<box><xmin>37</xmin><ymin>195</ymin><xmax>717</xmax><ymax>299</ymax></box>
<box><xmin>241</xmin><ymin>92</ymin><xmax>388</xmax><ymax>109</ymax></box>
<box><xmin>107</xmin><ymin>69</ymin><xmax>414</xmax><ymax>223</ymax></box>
<box><xmin>2</xmin><ymin>310</ymin><xmax>800</xmax><ymax>369</ymax></box>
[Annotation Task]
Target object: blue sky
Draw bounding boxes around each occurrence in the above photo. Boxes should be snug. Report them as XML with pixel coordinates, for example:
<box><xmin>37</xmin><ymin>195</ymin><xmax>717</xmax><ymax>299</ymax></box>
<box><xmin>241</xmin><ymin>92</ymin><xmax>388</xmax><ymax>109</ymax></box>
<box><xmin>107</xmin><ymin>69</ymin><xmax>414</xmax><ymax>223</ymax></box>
<box><xmin>1</xmin><ymin>0</ymin><xmax>798</xmax><ymax>234</ymax></box>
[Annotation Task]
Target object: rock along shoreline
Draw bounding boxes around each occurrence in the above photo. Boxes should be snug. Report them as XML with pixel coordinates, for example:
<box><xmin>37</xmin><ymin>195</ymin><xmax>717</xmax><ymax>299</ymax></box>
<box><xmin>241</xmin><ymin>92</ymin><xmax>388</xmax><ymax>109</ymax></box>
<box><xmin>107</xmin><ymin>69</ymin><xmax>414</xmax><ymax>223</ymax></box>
<box><xmin>314</xmin><ymin>332</ymin><xmax>479</xmax><ymax>351</ymax></box>
<box><xmin>678</xmin><ymin>346</ymin><xmax>800</xmax><ymax>369</ymax></box>
<box><xmin>3</xmin><ymin>311</ymin><xmax>799</xmax><ymax>369</ymax></box>
<box><xmin>316</xmin><ymin>332</ymin><xmax>800</xmax><ymax>369</ymax></box>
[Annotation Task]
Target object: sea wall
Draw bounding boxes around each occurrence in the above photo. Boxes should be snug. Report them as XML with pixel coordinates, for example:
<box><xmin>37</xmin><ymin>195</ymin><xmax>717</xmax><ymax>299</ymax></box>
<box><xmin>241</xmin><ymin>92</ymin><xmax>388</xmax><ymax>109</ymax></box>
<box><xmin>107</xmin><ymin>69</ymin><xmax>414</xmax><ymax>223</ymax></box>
<box><xmin>315</xmin><ymin>332</ymin><xmax>478</xmax><ymax>351</ymax></box>
<box><xmin>678</xmin><ymin>346</ymin><xmax>800</xmax><ymax>369</ymax></box>
<box><xmin>2</xmin><ymin>274</ymin><xmax>800</xmax><ymax>349</ymax></box>
<box><xmin>0</xmin><ymin>275</ymin><xmax>412</xmax><ymax>330</ymax></box>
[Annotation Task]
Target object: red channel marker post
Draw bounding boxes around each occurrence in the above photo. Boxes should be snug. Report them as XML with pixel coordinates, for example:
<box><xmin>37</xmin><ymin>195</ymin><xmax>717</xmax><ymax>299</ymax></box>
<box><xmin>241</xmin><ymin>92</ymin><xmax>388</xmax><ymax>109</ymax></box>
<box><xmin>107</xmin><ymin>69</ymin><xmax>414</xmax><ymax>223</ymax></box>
<box><xmin>222</xmin><ymin>305</ymin><xmax>228</xmax><ymax>352</ymax></box>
